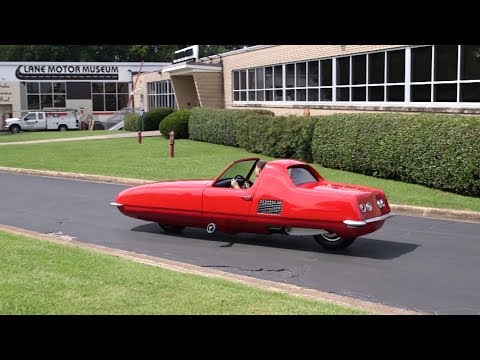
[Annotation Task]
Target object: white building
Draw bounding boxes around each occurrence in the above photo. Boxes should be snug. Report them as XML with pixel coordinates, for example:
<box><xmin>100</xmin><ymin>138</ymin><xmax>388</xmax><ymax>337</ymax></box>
<box><xmin>0</xmin><ymin>61</ymin><xmax>169</xmax><ymax>126</ymax></box>
<box><xmin>133</xmin><ymin>45</ymin><xmax>480</xmax><ymax>116</ymax></box>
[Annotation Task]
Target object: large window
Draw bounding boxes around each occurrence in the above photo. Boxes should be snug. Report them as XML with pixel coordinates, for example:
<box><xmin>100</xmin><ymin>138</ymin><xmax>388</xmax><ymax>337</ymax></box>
<box><xmin>92</xmin><ymin>82</ymin><xmax>129</xmax><ymax>111</ymax></box>
<box><xmin>147</xmin><ymin>80</ymin><xmax>176</xmax><ymax>109</ymax></box>
<box><xmin>352</xmin><ymin>54</ymin><xmax>366</xmax><ymax>101</ymax></box>
<box><xmin>232</xmin><ymin>45</ymin><xmax>480</xmax><ymax>107</ymax></box>
<box><xmin>26</xmin><ymin>82</ymin><xmax>66</xmax><ymax>110</ymax></box>
<box><xmin>460</xmin><ymin>45</ymin><xmax>480</xmax><ymax>102</ymax></box>
<box><xmin>336</xmin><ymin>57</ymin><xmax>350</xmax><ymax>101</ymax></box>
<box><xmin>387</xmin><ymin>50</ymin><xmax>405</xmax><ymax>102</ymax></box>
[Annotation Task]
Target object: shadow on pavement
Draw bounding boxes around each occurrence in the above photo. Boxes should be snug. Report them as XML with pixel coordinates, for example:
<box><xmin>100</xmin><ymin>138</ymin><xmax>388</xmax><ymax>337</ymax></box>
<box><xmin>131</xmin><ymin>223</ymin><xmax>420</xmax><ymax>260</ymax></box>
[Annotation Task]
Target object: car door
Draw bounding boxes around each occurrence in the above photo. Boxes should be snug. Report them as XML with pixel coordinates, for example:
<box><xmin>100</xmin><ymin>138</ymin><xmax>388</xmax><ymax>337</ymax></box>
<box><xmin>23</xmin><ymin>112</ymin><xmax>38</xmax><ymax>130</ymax></box>
<box><xmin>202</xmin><ymin>158</ymin><xmax>259</xmax><ymax>230</ymax></box>
<box><xmin>203</xmin><ymin>186</ymin><xmax>256</xmax><ymax>232</ymax></box>
<box><xmin>203</xmin><ymin>186</ymin><xmax>255</xmax><ymax>217</ymax></box>
<box><xmin>34</xmin><ymin>112</ymin><xmax>46</xmax><ymax>130</ymax></box>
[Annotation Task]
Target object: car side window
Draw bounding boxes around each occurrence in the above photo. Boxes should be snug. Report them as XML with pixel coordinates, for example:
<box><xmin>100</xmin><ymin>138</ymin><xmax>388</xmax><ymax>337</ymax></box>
<box><xmin>288</xmin><ymin>167</ymin><xmax>318</xmax><ymax>186</ymax></box>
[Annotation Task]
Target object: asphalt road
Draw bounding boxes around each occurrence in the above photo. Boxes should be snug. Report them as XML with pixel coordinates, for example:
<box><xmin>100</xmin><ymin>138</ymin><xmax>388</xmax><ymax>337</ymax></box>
<box><xmin>1</xmin><ymin>171</ymin><xmax>479</xmax><ymax>315</ymax></box>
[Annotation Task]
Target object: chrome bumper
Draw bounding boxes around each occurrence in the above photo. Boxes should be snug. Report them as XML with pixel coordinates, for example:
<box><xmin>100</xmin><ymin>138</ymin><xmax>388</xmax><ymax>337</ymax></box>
<box><xmin>110</xmin><ymin>202</ymin><xmax>123</xmax><ymax>207</ymax></box>
<box><xmin>343</xmin><ymin>212</ymin><xmax>395</xmax><ymax>228</ymax></box>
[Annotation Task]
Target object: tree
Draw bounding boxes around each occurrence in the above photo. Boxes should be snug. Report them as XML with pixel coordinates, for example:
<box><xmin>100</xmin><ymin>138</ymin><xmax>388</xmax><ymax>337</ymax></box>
<box><xmin>199</xmin><ymin>45</ymin><xmax>248</xmax><ymax>58</ymax></box>
<box><xmin>0</xmin><ymin>45</ymin><xmax>250</xmax><ymax>62</ymax></box>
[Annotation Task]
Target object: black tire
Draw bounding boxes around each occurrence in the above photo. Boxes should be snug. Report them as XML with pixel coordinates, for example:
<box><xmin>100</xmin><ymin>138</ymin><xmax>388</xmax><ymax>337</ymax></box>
<box><xmin>158</xmin><ymin>224</ymin><xmax>185</xmax><ymax>233</ymax></box>
<box><xmin>10</xmin><ymin>124</ymin><xmax>21</xmax><ymax>134</ymax></box>
<box><xmin>58</xmin><ymin>125</ymin><xmax>68</xmax><ymax>131</ymax></box>
<box><xmin>313</xmin><ymin>233</ymin><xmax>356</xmax><ymax>250</ymax></box>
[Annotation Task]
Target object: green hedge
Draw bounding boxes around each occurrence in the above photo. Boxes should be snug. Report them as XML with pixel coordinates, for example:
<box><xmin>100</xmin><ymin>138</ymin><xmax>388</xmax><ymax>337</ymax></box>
<box><xmin>142</xmin><ymin>107</ymin><xmax>174</xmax><ymax>131</ymax></box>
<box><xmin>188</xmin><ymin>107</ymin><xmax>274</xmax><ymax>147</ymax></box>
<box><xmin>312</xmin><ymin>113</ymin><xmax>480</xmax><ymax>197</ymax></box>
<box><xmin>249</xmin><ymin>109</ymin><xmax>276</xmax><ymax>117</ymax></box>
<box><xmin>160</xmin><ymin>109</ymin><xmax>191</xmax><ymax>139</ymax></box>
<box><xmin>123</xmin><ymin>113</ymin><xmax>142</xmax><ymax>132</ymax></box>
<box><xmin>237</xmin><ymin>114</ymin><xmax>316</xmax><ymax>162</ymax></box>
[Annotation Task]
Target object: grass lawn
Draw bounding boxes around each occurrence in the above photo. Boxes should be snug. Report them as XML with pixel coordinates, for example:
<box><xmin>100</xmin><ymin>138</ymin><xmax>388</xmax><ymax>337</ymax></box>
<box><xmin>0</xmin><ymin>130</ymin><xmax>116</xmax><ymax>143</ymax></box>
<box><xmin>0</xmin><ymin>137</ymin><xmax>479</xmax><ymax>212</ymax></box>
<box><xmin>0</xmin><ymin>230</ymin><xmax>365</xmax><ymax>315</ymax></box>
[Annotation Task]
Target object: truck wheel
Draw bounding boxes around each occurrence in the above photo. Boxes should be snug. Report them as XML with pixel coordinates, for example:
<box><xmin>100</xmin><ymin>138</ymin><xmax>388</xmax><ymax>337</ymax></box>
<box><xmin>58</xmin><ymin>125</ymin><xmax>68</xmax><ymax>131</ymax></box>
<box><xmin>9</xmin><ymin>125</ymin><xmax>21</xmax><ymax>134</ymax></box>
<box><xmin>313</xmin><ymin>233</ymin><xmax>356</xmax><ymax>251</ymax></box>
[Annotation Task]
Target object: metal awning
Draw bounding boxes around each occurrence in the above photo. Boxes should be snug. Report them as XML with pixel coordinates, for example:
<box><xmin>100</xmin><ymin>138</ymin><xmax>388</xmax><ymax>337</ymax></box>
<box><xmin>160</xmin><ymin>62</ymin><xmax>222</xmax><ymax>76</ymax></box>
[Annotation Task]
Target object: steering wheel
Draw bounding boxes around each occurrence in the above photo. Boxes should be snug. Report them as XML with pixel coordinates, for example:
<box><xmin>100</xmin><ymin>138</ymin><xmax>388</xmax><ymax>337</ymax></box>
<box><xmin>232</xmin><ymin>175</ymin><xmax>246</xmax><ymax>188</ymax></box>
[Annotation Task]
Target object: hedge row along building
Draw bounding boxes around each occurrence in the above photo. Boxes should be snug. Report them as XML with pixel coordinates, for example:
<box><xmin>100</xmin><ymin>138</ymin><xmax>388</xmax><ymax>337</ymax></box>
<box><xmin>133</xmin><ymin>45</ymin><xmax>480</xmax><ymax>116</ymax></box>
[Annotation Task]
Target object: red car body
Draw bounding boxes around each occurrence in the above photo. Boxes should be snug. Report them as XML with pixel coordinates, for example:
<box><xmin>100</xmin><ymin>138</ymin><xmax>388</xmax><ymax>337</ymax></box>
<box><xmin>111</xmin><ymin>158</ymin><xmax>394</xmax><ymax>250</ymax></box>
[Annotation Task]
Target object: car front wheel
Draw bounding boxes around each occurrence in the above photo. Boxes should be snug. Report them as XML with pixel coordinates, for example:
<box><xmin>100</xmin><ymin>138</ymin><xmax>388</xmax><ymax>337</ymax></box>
<box><xmin>313</xmin><ymin>233</ymin><xmax>355</xmax><ymax>250</ymax></box>
<box><xmin>10</xmin><ymin>124</ymin><xmax>21</xmax><ymax>133</ymax></box>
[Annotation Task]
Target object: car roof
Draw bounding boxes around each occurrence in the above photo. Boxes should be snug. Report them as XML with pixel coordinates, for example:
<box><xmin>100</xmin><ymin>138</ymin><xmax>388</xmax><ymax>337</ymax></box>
<box><xmin>267</xmin><ymin>159</ymin><xmax>307</xmax><ymax>168</ymax></box>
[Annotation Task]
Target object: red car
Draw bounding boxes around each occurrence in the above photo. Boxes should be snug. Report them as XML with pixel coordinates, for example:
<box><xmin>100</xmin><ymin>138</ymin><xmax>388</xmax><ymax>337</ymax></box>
<box><xmin>111</xmin><ymin>158</ymin><xmax>394</xmax><ymax>250</ymax></box>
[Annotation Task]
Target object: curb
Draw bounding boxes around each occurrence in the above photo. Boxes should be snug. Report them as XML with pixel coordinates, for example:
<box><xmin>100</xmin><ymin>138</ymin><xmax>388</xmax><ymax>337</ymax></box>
<box><xmin>0</xmin><ymin>224</ymin><xmax>423</xmax><ymax>315</ymax></box>
<box><xmin>0</xmin><ymin>166</ymin><xmax>150</xmax><ymax>186</ymax></box>
<box><xmin>1</xmin><ymin>166</ymin><xmax>479</xmax><ymax>224</ymax></box>
<box><xmin>390</xmin><ymin>204</ymin><xmax>480</xmax><ymax>224</ymax></box>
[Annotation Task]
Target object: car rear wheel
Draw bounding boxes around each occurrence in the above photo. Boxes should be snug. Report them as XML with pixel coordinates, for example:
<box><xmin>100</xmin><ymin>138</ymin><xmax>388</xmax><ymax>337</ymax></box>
<box><xmin>10</xmin><ymin>125</ymin><xmax>21</xmax><ymax>133</ymax></box>
<box><xmin>58</xmin><ymin>125</ymin><xmax>68</xmax><ymax>131</ymax></box>
<box><xmin>313</xmin><ymin>233</ymin><xmax>355</xmax><ymax>250</ymax></box>
<box><xmin>158</xmin><ymin>224</ymin><xmax>185</xmax><ymax>233</ymax></box>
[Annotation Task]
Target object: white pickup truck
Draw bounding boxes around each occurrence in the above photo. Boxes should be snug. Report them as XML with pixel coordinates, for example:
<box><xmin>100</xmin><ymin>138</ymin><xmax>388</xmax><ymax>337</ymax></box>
<box><xmin>4</xmin><ymin>110</ymin><xmax>80</xmax><ymax>133</ymax></box>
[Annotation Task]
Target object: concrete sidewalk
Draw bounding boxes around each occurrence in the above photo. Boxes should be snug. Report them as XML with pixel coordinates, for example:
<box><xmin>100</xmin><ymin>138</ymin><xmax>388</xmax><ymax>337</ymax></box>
<box><xmin>0</xmin><ymin>130</ymin><xmax>160</xmax><ymax>145</ymax></box>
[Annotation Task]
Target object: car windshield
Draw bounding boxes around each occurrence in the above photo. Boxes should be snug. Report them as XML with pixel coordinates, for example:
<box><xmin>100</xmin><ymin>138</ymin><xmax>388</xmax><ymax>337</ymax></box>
<box><xmin>217</xmin><ymin>159</ymin><xmax>257</xmax><ymax>183</ymax></box>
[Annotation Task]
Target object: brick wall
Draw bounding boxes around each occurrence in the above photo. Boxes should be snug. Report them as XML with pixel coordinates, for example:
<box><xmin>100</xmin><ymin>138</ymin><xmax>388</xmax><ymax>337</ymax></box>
<box><xmin>193</xmin><ymin>73</ymin><xmax>223</xmax><ymax>108</ymax></box>
<box><xmin>132</xmin><ymin>71</ymin><xmax>171</xmax><ymax>110</ymax></box>
<box><xmin>171</xmin><ymin>76</ymin><xmax>200</xmax><ymax>109</ymax></box>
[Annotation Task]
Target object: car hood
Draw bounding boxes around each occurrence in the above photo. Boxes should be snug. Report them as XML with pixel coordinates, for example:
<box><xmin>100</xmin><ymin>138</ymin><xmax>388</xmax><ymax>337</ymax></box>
<box><xmin>4</xmin><ymin>118</ymin><xmax>20</xmax><ymax>123</ymax></box>
<box><xmin>116</xmin><ymin>179</ymin><xmax>213</xmax><ymax>199</ymax></box>
<box><xmin>114</xmin><ymin>180</ymin><xmax>213</xmax><ymax>208</ymax></box>
<box><xmin>132</xmin><ymin>180</ymin><xmax>213</xmax><ymax>191</ymax></box>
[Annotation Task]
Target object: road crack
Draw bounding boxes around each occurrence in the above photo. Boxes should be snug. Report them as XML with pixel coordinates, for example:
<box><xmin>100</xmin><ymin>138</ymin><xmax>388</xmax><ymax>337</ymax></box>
<box><xmin>200</xmin><ymin>265</ymin><xmax>292</xmax><ymax>274</ymax></box>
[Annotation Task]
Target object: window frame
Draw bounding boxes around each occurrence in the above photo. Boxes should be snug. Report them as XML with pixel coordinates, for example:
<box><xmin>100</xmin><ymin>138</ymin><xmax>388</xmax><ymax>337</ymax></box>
<box><xmin>146</xmin><ymin>80</ymin><xmax>177</xmax><ymax>110</ymax></box>
<box><xmin>231</xmin><ymin>45</ymin><xmax>480</xmax><ymax>108</ymax></box>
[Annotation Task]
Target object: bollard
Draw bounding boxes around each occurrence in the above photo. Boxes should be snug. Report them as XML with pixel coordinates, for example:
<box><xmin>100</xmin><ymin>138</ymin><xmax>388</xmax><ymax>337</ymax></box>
<box><xmin>137</xmin><ymin>130</ymin><xmax>142</xmax><ymax>144</ymax></box>
<box><xmin>169</xmin><ymin>131</ymin><xmax>175</xmax><ymax>158</ymax></box>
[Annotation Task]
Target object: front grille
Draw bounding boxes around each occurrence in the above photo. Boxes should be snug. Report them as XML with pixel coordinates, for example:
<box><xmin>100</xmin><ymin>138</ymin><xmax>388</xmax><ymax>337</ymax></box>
<box><xmin>257</xmin><ymin>199</ymin><xmax>282</xmax><ymax>215</ymax></box>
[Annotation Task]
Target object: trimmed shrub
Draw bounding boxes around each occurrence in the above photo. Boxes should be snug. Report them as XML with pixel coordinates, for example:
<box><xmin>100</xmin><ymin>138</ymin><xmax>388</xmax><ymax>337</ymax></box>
<box><xmin>159</xmin><ymin>109</ymin><xmax>191</xmax><ymax>139</ymax></box>
<box><xmin>123</xmin><ymin>113</ymin><xmax>142</xmax><ymax>131</ymax></box>
<box><xmin>237</xmin><ymin>114</ymin><xmax>317</xmax><ymax>162</ymax></box>
<box><xmin>312</xmin><ymin>113</ymin><xmax>480</xmax><ymax>197</ymax></box>
<box><xmin>189</xmin><ymin>107</ymin><xmax>263</xmax><ymax>147</ymax></box>
<box><xmin>142</xmin><ymin>107</ymin><xmax>174</xmax><ymax>131</ymax></box>
<box><xmin>249</xmin><ymin>109</ymin><xmax>275</xmax><ymax>116</ymax></box>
